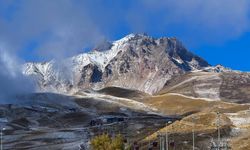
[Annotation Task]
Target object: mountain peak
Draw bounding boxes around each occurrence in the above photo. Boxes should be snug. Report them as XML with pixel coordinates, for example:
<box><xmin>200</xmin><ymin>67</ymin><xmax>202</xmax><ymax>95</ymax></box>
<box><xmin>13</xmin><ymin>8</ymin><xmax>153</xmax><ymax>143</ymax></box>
<box><xmin>123</xmin><ymin>33</ymin><xmax>149</xmax><ymax>38</ymax></box>
<box><xmin>116</xmin><ymin>33</ymin><xmax>151</xmax><ymax>43</ymax></box>
<box><xmin>23</xmin><ymin>34</ymin><xmax>210</xmax><ymax>94</ymax></box>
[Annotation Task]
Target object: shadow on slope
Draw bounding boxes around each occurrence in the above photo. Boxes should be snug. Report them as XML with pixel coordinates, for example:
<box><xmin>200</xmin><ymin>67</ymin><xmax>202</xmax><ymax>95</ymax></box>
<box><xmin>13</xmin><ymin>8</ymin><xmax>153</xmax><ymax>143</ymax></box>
<box><xmin>96</xmin><ymin>86</ymin><xmax>149</xmax><ymax>99</ymax></box>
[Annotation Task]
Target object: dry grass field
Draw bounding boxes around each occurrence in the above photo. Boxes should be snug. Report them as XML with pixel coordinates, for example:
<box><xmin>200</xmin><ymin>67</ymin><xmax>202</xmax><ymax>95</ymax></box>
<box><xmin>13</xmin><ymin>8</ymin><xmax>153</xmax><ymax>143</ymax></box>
<box><xmin>142</xmin><ymin>94</ymin><xmax>249</xmax><ymax>116</ymax></box>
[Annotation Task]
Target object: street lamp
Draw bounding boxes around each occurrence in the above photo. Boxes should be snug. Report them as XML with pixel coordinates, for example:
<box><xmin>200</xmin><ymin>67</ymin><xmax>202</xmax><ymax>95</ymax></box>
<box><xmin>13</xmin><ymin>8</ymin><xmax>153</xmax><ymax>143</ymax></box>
<box><xmin>1</xmin><ymin>128</ymin><xmax>6</xmax><ymax>150</ymax></box>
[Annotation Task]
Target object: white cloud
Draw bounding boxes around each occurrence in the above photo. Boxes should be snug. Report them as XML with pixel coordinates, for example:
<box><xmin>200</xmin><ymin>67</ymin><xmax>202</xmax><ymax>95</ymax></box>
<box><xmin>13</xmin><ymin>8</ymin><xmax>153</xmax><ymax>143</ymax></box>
<box><xmin>128</xmin><ymin>0</ymin><xmax>250</xmax><ymax>44</ymax></box>
<box><xmin>0</xmin><ymin>0</ymin><xmax>104</xmax><ymax>60</ymax></box>
<box><xmin>1</xmin><ymin>0</ymin><xmax>249</xmax><ymax>59</ymax></box>
<box><xmin>0</xmin><ymin>48</ymin><xmax>35</xmax><ymax>103</ymax></box>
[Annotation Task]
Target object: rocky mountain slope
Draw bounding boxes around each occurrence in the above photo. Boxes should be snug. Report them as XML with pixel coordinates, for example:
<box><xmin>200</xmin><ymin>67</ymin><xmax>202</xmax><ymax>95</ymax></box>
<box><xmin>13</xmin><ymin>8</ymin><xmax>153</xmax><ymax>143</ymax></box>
<box><xmin>22</xmin><ymin>33</ymin><xmax>250</xmax><ymax>104</ymax></box>
<box><xmin>23</xmin><ymin>34</ymin><xmax>209</xmax><ymax>94</ymax></box>
<box><xmin>158</xmin><ymin>65</ymin><xmax>250</xmax><ymax>103</ymax></box>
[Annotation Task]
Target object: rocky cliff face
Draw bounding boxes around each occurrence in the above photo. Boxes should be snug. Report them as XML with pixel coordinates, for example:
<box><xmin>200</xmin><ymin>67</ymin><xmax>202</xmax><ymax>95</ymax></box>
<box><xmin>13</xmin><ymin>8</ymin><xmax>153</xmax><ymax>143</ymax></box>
<box><xmin>23</xmin><ymin>34</ymin><xmax>210</xmax><ymax>94</ymax></box>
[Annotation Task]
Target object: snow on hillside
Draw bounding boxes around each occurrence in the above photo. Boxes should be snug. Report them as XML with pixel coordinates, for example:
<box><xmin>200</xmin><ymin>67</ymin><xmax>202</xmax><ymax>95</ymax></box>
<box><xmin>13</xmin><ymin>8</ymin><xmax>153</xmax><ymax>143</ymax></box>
<box><xmin>24</xmin><ymin>34</ymin><xmax>135</xmax><ymax>75</ymax></box>
<box><xmin>71</xmin><ymin>34</ymin><xmax>135</xmax><ymax>71</ymax></box>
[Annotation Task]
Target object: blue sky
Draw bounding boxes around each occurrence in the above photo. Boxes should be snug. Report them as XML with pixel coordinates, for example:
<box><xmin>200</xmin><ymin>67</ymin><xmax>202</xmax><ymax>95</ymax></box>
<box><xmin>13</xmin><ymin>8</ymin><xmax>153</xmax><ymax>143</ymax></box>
<box><xmin>0</xmin><ymin>0</ymin><xmax>250</xmax><ymax>71</ymax></box>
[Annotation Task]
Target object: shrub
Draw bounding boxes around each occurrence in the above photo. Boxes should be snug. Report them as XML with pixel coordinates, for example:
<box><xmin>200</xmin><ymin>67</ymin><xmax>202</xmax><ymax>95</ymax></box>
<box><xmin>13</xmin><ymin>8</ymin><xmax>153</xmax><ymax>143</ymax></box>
<box><xmin>91</xmin><ymin>134</ymin><xmax>124</xmax><ymax>150</ymax></box>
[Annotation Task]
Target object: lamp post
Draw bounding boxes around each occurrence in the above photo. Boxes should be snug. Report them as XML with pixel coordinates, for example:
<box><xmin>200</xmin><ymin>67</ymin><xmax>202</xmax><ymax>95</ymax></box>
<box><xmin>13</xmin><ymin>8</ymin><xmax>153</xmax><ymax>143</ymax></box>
<box><xmin>1</xmin><ymin>128</ymin><xmax>5</xmax><ymax>150</ymax></box>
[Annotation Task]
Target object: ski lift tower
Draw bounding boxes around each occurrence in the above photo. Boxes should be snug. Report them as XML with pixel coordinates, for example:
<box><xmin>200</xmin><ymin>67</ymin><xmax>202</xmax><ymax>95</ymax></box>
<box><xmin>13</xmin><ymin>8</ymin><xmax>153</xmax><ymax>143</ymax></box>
<box><xmin>209</xmin><ymin>112</ymin><xmax>231</xmax><ymax>150</ymax></box>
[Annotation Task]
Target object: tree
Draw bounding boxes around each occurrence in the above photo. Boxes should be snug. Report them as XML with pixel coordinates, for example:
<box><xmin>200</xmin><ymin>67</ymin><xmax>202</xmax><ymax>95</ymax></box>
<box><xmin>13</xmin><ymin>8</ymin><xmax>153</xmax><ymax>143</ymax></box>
<box><xmin>90</xmin><ymin>134</ymin><xmax>125</xmax><ymax>150</ymax></box>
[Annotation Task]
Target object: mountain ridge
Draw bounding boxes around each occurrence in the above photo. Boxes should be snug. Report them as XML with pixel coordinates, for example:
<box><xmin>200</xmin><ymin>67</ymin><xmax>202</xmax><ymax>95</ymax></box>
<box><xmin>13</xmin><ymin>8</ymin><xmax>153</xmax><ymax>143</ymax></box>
<box><xmin>23</xmin><ymin>33</ymin><xmax>237</xmax><ymax>95</ymax></box>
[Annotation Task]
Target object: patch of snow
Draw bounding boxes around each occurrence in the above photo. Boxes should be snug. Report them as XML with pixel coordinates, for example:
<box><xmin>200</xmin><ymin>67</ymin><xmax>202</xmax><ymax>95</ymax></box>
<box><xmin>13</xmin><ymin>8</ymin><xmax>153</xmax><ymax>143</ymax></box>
<box><xmin>192</xmin><ymin>65</ymin><xmax>243</xmax><ymax>73</ymax></box>
<box><xmin>77</xmin><ymin>92</ymin><xmax>158</xmax><ymax>113</ymax></box>
<box><xmin>165</xmin><ymin>93</ymin><xmax>219</xmax><ymax>101</ymax></box>
<box><xmin>190</xmin><ymin>69</ymin><xmax>202</xmax><ymax>73</ymax></box>
<box><xmin>23</xmin><ymin>33</ymin><xmax>134</xmax><ymax>78</ymax></box>
<box><xmin>193</xmin><ymin>74</ymin><xmax>222</xmax><ymax>100</ymax></box>
<box><xmin>226</xmin><ymin>111</ymin><xmax>250</xmax><ymax>127</ymax></box>
<box><xmin>188</xmin><ymin>58</ymin><xmax>201</xmax><ymax>70</ymax></box>
<box><xmin>166</xmin><ymin>73</ymin><xmax>222</xmax><ymax>100</ymax></box>
<box><xmin>167</xmin><ymin>76</ymin><xmax>198</xmax><ymax>91</ymax></box>
<box><xmin>173</xmin><ymin>57</ymin><xmax>183</xmax><ymax>64</ymax></box>
<box><xmin>202</xmin><ymin>65</ymin><xmax>241</xmax><ymax>73</ymax></box>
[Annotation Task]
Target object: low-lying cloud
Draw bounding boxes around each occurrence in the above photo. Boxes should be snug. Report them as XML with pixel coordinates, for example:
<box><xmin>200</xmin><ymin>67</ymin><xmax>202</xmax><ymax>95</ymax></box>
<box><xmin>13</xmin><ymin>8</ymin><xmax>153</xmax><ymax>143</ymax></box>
<box><xmin>0</xmin><ymin>48</ymin><xmax>35</xmax><ymax>103</ymax></box>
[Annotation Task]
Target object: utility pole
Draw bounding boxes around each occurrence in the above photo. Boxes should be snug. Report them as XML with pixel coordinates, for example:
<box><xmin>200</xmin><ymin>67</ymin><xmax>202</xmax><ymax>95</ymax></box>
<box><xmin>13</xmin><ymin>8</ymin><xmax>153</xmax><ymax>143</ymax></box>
<box><xmin>165</xmin><ymin>122</ymin><xmax>170</xmax><ymax>150</ymax></box>
<box><xmin>192</xmin><ymin>129</ymin><xmax>195</xmax><ymax>150</ymax></box>
<box><xmin>162</xmin><ymin>133</ymin><xmax>165</xmax><ymax>150</ymax></box>
<box><xmin>148</xmin><ymin>139</ymin><xmax>149</xmax><ymax>149</ymax></box>
<box><xmin>192</xmin><ymin>116</ymin><xmax>195</xmax><ymax>150</ymax></box>
<box><xmin>158</xmin><ymin>132</ymin><xmax>165</xmax><ymax>150</ymax></box>
<box><xmin>217</xmin><ymin>112</ymin><xmax>221</xmax><ymax>150</ymax></box>
<box><xmin>160</xmin><ymin>133</ymin><xmax>163</xmax><ymax>150</ymax></box>
<box><xmin>166</xmin><ymin>131</ymin><xmax>168</xmax><ymax>150</ymax></box>
<box><xmin>160</xmin><ymin>135</ymin><xmax>162</xmax><ymax>150</ymax></box>
<box><xmin>1</xmin><ymin>128</ymin><xmax>5</xmax><ymax>150</ymax></box>
<box><xmin>166</xmin><ymin>121</ymin><xmax>172</xmax><ymax>150</ymax></box>
<box><xmin>172</xmin><ymin>125</ymin><xmax>175</xmax><ymax>150</ymax></box>
<box><xmin>158</xmin><ymin>132</ymin><xmax>161</xmax><ymax>150</ymax></box>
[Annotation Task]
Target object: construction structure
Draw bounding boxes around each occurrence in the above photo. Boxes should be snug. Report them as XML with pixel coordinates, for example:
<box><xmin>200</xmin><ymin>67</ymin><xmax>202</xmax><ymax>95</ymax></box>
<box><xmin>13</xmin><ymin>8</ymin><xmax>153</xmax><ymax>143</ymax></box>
<box><xmin>209</xmin><ymin>112</ymin><xmax>231</xmax><ymax>150</ymax></box>
<box><xmin>156</xmin><ymin>112</ymin><xmax>232</xmax><ymax>150</ymax></box>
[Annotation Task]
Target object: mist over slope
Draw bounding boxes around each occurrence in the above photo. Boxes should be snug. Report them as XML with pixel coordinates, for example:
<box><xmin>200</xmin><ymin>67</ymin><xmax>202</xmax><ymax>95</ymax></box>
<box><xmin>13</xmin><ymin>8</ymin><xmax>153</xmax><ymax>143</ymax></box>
<box><xmin>0</xmin><ymin>50</ymin><xmax>35</xmax><ymax>103</ymax></box>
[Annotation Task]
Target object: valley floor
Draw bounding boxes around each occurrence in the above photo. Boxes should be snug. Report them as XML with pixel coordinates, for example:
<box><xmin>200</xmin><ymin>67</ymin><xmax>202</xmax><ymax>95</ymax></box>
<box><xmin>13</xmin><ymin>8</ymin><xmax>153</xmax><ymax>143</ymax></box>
<box><xmin>1</xmin><ymin>90</ymin><xmax>250</xmax><ymax>150</ymax></box>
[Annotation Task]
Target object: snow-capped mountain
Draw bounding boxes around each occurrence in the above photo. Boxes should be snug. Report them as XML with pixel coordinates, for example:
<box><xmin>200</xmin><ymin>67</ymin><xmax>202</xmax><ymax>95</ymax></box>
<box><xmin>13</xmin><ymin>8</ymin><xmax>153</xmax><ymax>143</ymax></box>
<box><xmin>23</xmin><ymin>33</ymin><xmax>210</xmax><ymax>94</ymax></box>
<box><xmin>6</xmin><ymin>34</ymin><xmax>250</xmax><ymax>150</ymax></box>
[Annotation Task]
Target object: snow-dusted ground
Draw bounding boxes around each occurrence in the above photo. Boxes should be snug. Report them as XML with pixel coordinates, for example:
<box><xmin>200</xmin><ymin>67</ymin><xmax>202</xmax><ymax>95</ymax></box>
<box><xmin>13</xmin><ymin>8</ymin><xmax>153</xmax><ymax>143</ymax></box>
<box><xmin>193</xmin><ymin>74</ymin><xmax>222</xmax><ymax>100</ymax></box>
<box><xmin>3</xmin><ymin>127</ymin><xmax>91</xmax><ymax>150</ymax></box>
<box><xmin>166</xmin><ymin>72</ymin><xmax>222</xmax><ymax>101</ymax></box>
<box><xmin>226</xmin><ymin>111</ymin><xmax>250</xmax><ymax>127</ymax></box>
<box><xmin>166</xmin><ymin>93</ymin><xmax>219</xmax><ymax>101</ymax></box>
<box><xmin>0</xmin><ymin>92</ymin><xmax>173</xmax><ymax>150</ymax></box>
<box><xmin>225</xmin><ymin>110</ymin><xmax>250</xmax><ymax>138</ymax></box>
<box><xmin>75</xmin><ymin>92</ymin><xmax>159</xmax><ymax>113</ymax></box>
